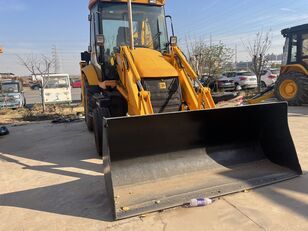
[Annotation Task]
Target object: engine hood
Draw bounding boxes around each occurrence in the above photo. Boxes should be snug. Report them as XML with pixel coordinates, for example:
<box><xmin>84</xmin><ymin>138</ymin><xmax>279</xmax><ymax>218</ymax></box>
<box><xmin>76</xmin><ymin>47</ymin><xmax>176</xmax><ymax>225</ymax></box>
<box><xmin>130</xmin><ymin>48</ymin><xmax>178</xmax><ymax>78</ymax></box>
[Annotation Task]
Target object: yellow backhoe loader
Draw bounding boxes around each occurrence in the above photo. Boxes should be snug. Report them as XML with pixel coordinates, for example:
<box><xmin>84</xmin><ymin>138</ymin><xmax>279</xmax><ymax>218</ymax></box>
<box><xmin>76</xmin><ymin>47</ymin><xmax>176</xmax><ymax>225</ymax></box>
<box><xmin>249</xmin><ymin>24</ymin><xmax>308</xmax><ymax>105</ymax></box>
<box><xmin>80</xmin><ymin>0</ymin><xmax>302</xmax><ymax>220</ymax></box>
<box><xmin>275</xmin><ymin>24</ymin><xmax>308</xmax><ymax>105</ymax></box>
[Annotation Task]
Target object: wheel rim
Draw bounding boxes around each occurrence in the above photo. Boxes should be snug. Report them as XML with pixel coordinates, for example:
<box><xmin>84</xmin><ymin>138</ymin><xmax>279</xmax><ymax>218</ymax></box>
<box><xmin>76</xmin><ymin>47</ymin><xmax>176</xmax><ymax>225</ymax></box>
<box><xmin>279</xmin><ymin>80</ymin><xmax>298</xmax><ymax>99</ymax></box>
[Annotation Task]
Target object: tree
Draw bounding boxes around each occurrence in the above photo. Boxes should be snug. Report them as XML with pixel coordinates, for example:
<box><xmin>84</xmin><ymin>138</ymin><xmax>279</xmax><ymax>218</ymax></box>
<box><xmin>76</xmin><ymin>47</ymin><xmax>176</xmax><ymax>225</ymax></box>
<box><xmin>18</xmin><ymin>54</ymin><xmax>55</xmax><ymax>112</ymax></box>
<box><xmin>245</xmin><ymin>32</ymin><xmax>272</xmax><ymax>93</ymax></box>
<box><xmin>186</xmin><ymin>38</ymin><xmax>234</xmax><ymax>89</ymax></box>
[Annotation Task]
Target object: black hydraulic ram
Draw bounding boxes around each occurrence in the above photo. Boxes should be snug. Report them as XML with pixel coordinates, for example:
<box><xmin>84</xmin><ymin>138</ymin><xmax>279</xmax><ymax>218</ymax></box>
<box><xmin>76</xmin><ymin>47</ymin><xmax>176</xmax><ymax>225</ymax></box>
<box><xmin>102</xmin><ymin>102</ymin><xmax>302</xmax><ymax>220</ymax></box>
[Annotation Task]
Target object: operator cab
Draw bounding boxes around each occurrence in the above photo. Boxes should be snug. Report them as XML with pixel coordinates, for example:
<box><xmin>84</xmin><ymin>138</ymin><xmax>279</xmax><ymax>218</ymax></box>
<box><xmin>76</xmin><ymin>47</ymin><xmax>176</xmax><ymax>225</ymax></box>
<box><xmin>86</xmin><ymin>1</ymin><xmax>169</xmax><ymax>81</ymax></box>
<box><xmin>282</xmin><ymin>23</ymin><xmax>308</xmax><ymax>68</ymax></box>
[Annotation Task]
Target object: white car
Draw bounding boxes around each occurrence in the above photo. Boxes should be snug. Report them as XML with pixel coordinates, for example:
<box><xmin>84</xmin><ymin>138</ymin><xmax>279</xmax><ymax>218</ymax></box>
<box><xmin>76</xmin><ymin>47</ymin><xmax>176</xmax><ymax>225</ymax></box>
<box><xmin>261</xmin><ymin>69</ymin><xmax>279</xmax><ymax>87</ymax></box>
<box><xmin>223</xmin><ymin>71</ymin><xmax>258</xmax><ymax>90</ymax></box>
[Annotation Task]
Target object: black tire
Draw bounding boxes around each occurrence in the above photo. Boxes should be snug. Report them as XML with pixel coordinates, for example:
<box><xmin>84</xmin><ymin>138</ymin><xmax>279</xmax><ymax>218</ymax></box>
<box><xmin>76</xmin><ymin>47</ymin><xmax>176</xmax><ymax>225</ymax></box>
<box><xmin>83</xmin><ymin>80</ymin><xmax>101</xmax><ymax>132</ymax></box>
<box><xmin>274</xmin><ymin>72</ymin><xmax>308</xmax><ymax>106</ymax></box>
<box><xmin>93</xmin><ymin>107</ymin><xmax>111</xmax><ymax>156</ymax></box>
<box><xmin>84</xmin><ymin>81</ymin><xmax>94</xmax><ymax>131</ymax></box>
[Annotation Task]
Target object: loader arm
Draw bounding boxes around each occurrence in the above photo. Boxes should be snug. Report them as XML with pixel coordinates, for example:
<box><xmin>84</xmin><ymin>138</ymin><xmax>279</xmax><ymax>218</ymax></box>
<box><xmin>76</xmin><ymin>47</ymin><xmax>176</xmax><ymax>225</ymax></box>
<box><xmin>170</xmin><ymin>46</ymin><xmax>216</xmax><ymax>110</ymax></box>
<box><xmin>116</xmin><ymin>46</ymin><xmax>154</xmax><ymax>116</ymax></box>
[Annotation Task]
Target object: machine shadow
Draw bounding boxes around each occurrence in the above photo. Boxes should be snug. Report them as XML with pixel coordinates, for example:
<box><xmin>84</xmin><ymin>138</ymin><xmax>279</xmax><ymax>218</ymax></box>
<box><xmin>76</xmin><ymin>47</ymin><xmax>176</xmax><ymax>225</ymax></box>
<box><xmin>288</xmin><ymin>105</ymin><xmax>308</xmax><ymax>116</ymax></box>
<box><xmin>0</xmin><ymin>122</ymin><xmax>114</xmax><ymax>222</ymax></box>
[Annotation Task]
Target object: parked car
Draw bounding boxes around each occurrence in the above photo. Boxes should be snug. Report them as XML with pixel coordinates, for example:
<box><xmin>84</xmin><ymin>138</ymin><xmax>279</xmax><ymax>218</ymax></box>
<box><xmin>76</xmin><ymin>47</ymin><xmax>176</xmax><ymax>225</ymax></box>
<box><xmin>71</xmin><ymin>80</ymin><xmax>81</xmax><ymax>88</ymax></box>
<box><xmin>209</xmin><ymin>76</ymin><xmax>235</xmax><ymax>91</ymax></box>
<box><xmin>261</xmin><ymin>69</ymin><xmax>279</xmax><ymax>87</ymax></box>
<box><xmin>223</xmin><ymin>71</ymin><xmax>258</xmax><ymax>90</ymax></box>
<box><xmin>30</xmin><ymin>82</ymin><xmax>42</xmax><ymax>90</ymax></box>
<box><xmin>0</xmin><ymin>80</ymin><xmax>26</xmax><ymax>109</ymax></box>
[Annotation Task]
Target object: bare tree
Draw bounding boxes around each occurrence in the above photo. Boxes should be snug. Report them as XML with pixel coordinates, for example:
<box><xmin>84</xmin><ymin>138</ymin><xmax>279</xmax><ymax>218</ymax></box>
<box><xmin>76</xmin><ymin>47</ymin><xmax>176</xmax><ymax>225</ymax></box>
<box><xmin>186</xmin><ymin>37</ymin><xmax>234</xmax><ymax>89</ymax></box>
<box><xmin>245</xmin><ymin>32</ymin><xmax>272</xmax><ymax>93</ymax></box>
<box><xmin>18</xmin><ymin>54</ymin><xmax>55</xmax><ymax>112</ymax></box>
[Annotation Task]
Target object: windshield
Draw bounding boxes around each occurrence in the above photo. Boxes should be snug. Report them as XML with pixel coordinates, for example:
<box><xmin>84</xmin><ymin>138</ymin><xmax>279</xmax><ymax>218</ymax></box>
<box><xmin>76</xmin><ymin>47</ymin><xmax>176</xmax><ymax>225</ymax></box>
<box><xmin>0</xmin><ymin>83</ymin><xmax>19</xmax><ymax>93</ymax></box>
<box><xmin>45</xmin><ymin>77</ymin><xmax>69</xmax><ymax>89</ymax></box>
<box><xmin>101</xmin><ymin>3</ymin><xmax>168</xmax><ymax>55</ymax></box>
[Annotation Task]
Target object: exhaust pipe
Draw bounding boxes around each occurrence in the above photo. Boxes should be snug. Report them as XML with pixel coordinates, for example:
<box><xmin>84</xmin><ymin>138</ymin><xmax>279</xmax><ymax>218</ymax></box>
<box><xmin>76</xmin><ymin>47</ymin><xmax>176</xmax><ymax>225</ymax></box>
<box><xmin>127</xmin><ymin>0</ymin><xmax>134</xmax><ymax>50</ymax></box>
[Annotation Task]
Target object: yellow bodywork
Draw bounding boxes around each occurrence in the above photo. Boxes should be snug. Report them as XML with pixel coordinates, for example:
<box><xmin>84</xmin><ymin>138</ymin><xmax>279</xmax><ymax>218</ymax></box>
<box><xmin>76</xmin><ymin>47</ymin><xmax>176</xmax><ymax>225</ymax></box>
<box><xmin>130</xmin><ymin>48</ymin><xmax>178</xmax><ymax>77</ymax></box>
<box><xmin>82</xmin><ymin>64</ymin><xmax>100</xmax><ymax>85</ymax></box>
<box><xmin>280</xmin><ymin>64</ymin><xmax>308</xmax><ymax>76</ymax></box>
<box><xmin>81</xmin><ymin>45</ymin><xmax>215</xmax><ymax>116</ymax></box>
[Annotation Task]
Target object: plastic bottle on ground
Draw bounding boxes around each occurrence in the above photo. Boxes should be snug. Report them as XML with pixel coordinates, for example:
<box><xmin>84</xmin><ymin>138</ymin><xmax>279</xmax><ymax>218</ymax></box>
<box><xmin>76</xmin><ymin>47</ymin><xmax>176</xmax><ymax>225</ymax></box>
<box><xmin>189</xmin><ymin>198</ymin><xmax>213</xmax><ymax>207</ymax></box>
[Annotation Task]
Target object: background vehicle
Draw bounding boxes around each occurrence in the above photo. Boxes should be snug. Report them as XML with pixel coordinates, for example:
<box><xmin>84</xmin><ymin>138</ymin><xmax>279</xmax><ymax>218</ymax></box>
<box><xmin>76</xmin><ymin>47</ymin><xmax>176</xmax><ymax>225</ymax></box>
<box><xmin>275</xmin><ymin>24</ymin><xmax>308</xmax><ymax>105</ymax></box>
<box><xmin>261</xmin><ymin>69</ymin><xmax>279</xmax><ymax>87</ymax></box>
<box><xmin>81</xmin><ymin>0</ymin><xmax>301</xmax><ymax>220</ymax></box>
<box><xmin>0</xmin><ymin>80</ymin><xmax>26</xmax><ymax>109</ymax></box>
<box><xmin>71</xmin><ymin>80</ymin><xmax>81</xmax><ymax>88</ymax></box>
<box><xmin>224</xmin><ymin>71</ymin><xmax>257</xmax><ymax>89</ymax></box>
<box><xmin>209</xmin><ymin>75</ymin><xmax>235</xmax><ymax>91</ymax></box>
<box><xmin>43</xmin><ymin>74</ymin><xmax>72</xmax><ymax>104</ymax></box>
<box><xmin>30</xmin><ymin>82</ymin><xmax>41</xmax><ymax>90</ymax></box>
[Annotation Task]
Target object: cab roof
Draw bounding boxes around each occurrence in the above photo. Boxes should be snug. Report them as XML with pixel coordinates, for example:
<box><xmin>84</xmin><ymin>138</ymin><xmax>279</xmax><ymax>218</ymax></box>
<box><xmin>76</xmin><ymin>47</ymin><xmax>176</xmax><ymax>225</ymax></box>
<box><xmin>282</xmin><ymin>23</ymin><xmax>308</xmax><ymax>37</ymax></box>
<box><xmin>89</xmin><ymin>0</ymin><xmax>165</xmax><ymax>10</ymax></box>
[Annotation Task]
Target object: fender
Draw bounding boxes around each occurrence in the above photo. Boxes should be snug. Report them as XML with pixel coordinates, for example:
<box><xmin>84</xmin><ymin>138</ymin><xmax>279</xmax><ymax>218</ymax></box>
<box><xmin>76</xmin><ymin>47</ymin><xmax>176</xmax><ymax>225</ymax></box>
<box><xmin>82</xmin><ymin>63</ymin><xmax>100</xmax><ymax>86</ymax></box>
<box><xmin>281</xmin><ymin>64</ymin><xmax>308</xmax><ymax>76</ymax></box>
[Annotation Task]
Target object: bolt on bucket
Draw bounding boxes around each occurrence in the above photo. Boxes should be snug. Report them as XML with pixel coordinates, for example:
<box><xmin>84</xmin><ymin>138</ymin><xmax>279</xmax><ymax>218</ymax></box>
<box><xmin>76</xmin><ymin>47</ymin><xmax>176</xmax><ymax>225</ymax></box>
<box><xmin>102</xmin><ymin>102</ymin><xmax>302</xmax><ymax>220</ymax></box>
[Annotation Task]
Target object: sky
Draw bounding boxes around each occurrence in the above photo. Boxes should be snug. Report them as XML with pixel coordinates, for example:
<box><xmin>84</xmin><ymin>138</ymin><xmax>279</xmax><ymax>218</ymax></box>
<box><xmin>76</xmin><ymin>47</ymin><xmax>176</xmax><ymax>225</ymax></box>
<box><xmin>1</xmin><ymin>0</ymin><xmax>308</xmax><ymax>75</ymax></box>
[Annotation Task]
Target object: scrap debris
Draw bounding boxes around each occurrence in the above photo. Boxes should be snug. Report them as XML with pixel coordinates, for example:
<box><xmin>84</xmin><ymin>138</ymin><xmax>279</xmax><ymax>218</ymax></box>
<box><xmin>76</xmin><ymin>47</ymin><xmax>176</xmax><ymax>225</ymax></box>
<box><xmin>0</xmin><ymin>126</ymin><xmax>9</xmax><ymax>136</ymax></box>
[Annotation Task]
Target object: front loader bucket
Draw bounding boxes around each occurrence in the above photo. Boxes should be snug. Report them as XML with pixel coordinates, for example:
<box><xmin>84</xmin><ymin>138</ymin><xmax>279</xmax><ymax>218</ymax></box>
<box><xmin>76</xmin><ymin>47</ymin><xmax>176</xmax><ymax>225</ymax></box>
<box><xmin>102</xmin><ymin>102</ymin><xmax>302</xmax><ymax>220</ymax></box>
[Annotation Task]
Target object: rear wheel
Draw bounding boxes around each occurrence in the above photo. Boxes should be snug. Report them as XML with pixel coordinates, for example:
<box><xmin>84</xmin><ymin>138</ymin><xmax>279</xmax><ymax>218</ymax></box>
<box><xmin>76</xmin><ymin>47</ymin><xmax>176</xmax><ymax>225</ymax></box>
<box><xmin>274</xmin><ymin>72</ymin><xmax>308</xmax><ymax>106</ymax></box>
<box><xmin>93</xmin><ymin>107</ymin><xmax>111</xmax><ymax>156</ymax></box>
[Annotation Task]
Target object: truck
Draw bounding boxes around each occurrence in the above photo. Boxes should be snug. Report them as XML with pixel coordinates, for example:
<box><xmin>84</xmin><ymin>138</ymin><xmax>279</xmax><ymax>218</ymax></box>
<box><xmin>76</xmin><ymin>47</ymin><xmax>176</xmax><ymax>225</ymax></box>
<box><xmin>0</xmin><ymin>80</ymin><xmax>26</xmax><ymax>109</ymax></box>
<box><xmin>43</xmin><ymin>74</ymin><xmax>72</xmax><ymax>104</ymax></box>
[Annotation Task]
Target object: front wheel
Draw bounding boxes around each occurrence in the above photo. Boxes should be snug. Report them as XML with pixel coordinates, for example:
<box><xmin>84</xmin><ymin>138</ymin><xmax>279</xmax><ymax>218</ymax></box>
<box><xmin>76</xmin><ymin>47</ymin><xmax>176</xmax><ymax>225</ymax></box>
<box><xmin>93</xmin><ymin>107</ymin><xmax>111</xmax><ymax>156</ymax></box>
<box><xmin>83</xmin><ymin>81</ymin><xmax>94</xmax><ymax>131</ymax></box>
<box><xmin>274</xmin><ymin>72</ymin><xmax>308</xmax><ymax>106</ymax></box>
<box><xmin>83</xmin><ymin>80</ymin><xmax>101</xmax><ymax>132</ymax></box>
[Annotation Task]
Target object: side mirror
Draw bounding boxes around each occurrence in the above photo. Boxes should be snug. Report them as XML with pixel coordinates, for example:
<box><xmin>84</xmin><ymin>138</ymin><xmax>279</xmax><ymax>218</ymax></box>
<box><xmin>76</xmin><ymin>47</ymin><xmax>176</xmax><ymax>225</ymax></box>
<box><xmin>81</xmin><ymin>51</ymin><xmax>91</xmax><ymax>64</ymax></box>
<box><xmin>96</xmin><ymin>34</ymin><xmax>105</xmax><ymax>47</ymax></box>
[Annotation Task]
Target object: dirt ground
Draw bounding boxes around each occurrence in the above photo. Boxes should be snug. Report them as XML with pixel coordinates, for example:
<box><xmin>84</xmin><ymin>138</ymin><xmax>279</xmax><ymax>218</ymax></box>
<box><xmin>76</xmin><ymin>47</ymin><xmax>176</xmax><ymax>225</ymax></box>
<box><xmin>0</xmin><ymin>106</ymin><xmax>307</xmax><ymax>231</ymax></box>
<box><xmin>0</xmin><ymin>104</ymin><xmax>84</xmax><ymax>125</ymax></box>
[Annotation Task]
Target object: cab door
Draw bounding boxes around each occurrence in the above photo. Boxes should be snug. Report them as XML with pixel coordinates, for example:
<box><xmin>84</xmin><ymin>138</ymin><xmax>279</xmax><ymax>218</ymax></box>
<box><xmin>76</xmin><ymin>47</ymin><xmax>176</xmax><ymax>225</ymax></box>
<box><xmin>299</xmin><ymin>32</ymin><xmax>308</xmax><ymax>68</ymax></box>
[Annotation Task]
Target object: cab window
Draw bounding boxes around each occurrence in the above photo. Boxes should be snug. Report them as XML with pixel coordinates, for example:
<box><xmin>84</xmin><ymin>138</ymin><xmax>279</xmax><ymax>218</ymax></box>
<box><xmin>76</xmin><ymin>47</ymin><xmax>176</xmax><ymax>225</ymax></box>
<box><xmin>290</xmin><ymin>34</ymin><xmax>298</xmax><ymax>63</ymax></box>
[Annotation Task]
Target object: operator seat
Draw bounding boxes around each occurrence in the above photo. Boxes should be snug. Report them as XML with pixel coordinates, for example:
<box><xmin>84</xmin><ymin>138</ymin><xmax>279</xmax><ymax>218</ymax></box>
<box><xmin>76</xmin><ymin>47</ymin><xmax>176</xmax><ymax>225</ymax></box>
<box><xmin>117</xmin><ymin>27</ymin><xmax>130</xmax><ymax>47</ymax></box>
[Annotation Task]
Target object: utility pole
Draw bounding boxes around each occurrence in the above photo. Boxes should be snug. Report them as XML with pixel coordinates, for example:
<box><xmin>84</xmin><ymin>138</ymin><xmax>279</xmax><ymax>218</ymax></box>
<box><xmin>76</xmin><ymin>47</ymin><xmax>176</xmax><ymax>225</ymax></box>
<box><xmin>51</xmin><ymin>45</ymin><xmax>61</xmax><ymax>74</ymax></box>
<box><xmin>234</xmin><ymin>44</ymin><xmax>238</xmax><ymax>70</ymax></box>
